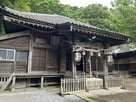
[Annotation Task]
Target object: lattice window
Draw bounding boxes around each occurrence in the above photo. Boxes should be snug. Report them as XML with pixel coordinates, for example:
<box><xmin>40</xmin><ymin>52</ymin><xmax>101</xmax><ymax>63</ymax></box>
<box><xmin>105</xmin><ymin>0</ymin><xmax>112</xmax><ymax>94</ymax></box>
<box><xmin>0</xmin><ymin>48</ymin><xmax>15</xmax><ymax>61</ymax></box>
<box><xmin>16</xmin><ymin>51</ymin><xmax>28</xmax><ymax>62</ymax></box>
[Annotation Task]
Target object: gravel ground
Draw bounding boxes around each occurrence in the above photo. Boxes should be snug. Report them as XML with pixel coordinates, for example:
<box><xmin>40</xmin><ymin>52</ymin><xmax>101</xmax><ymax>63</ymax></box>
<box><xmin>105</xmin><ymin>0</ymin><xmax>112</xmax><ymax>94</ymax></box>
<box><xmin>90</xmin><ymin>77</ymin><xmax>136</xmax><ymax>102</ymax></box>
<box><xmin>0</xmin><ymin>90</ymin><xmax>84</xmax><ymax>102</ymax></box>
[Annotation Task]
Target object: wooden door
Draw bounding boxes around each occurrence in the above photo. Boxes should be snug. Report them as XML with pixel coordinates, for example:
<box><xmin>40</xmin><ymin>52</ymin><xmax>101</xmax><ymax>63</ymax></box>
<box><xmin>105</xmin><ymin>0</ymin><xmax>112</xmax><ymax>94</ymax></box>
<box><xmin>15</xmin><ymin>51</ymin><xmax>28</xmax><ymax>73</ymax></box>
<box><xmin>32</xmin><ymin>48</ymin><xmax>46</xmax><ymax>71</ymax></box>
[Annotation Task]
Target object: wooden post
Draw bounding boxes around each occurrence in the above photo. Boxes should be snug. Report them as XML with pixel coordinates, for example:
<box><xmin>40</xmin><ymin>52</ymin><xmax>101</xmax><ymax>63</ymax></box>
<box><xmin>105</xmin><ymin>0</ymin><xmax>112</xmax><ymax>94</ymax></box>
<box><xmin>72</xmin><ymin>46</ymin><xmax>76</xmax><ymax>77</ymax></box>
<box><xmin>103</xmin><ymin>54</ymin><xmax>108</xmax><ymax>89</ymax></box>
<box><xmin>28</xmin><ymin>35</ymin><xmax>34</xmax><ymax>74</ymax></box>
<box><xmin>41</xmin><ymin>76</ymin><xmax>44</xmax><ymax>89</ymax></box>
<box><xmin>95</xmin><ymin>57</ymin><xmax>98</xmax><ymax>78</ymax></box>
<box><xmin>13</xmin><ymin>50</ymin><xmax>16</xmax><ymax>73</ymax></box>
<box><xmin>103</xmin><ymin>45</ymin><xmax>109</xmax><ymax>77</ymax></box>
<box><xmin>103</xmin><ymin>55</ymin><xmax>108</xmax><ymax>76</ymax></box>
<box><xmin>85</xmin><ymin>51</ymin><xmax>93</xmax><ymax>78</ymax></box>
<box><xmin>82</xmin><ymin>55</ymin><xmax>85</xmax><ymax>76</ymax></box>
<box><xmin>60</xmin><ymin>78</ymin><xmax>63</xmax><ymax>94</ymax></box>
<box><xmin>89</xmin><ymin>52</ymin><xmax>92</xmax><ymax>77</ymax></box>
<box><xmin>11</xmin><ymin>76</ymin><xmax>16</xmax><ymax>92</ymax></box>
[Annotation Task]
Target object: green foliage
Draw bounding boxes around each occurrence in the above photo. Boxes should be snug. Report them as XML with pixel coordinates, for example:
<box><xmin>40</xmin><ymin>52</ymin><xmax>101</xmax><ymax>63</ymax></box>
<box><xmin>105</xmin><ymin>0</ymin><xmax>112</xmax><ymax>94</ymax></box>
<box><xmin>0</xmin><ymin>0</ymin><xmax>31</xmax><ymax>11</ymax></box>
<box><xmin>0</xmin><ymin>0</ymin><xmax>31</xmax><ymax>35</ymax></box>
<box><xmin>80</xmin><ymin>4</ymin><xmax>111</xmax><ymax>29</ymax></box>
<box><xmin>29</xmin><ymin>0</ymin><xmax>62</xmax><ymax>14</ymax></box>
<box><xmin>110</xmin><ymin>0</ymin><xmax>136</xmax><ymax>42</ymax></box>
<box><xmin>60</xmin><ymin>5</ymin><xmax>83</xmax><ymax>21</ymax></box>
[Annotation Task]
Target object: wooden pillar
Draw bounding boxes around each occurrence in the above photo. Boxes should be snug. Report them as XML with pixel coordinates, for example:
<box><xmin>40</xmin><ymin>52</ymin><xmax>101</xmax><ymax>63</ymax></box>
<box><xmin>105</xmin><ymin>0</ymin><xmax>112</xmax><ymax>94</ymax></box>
<box><xmin>103</xmin><ymin>54</ymin><xmax>108</xmax><ymax>89</ymax></box>
<box><xmin>85</xmin><ymin>51</ymin><xmax>92</xmax><ymax>77</ymax></box>
<box><xmin>11</xmin><ymin>76</ymin><xmax>16</xmax><ymax>92</ymax></box>
<box><xmin>28</xmin><ymin>35</ymin><xmax>34</xmax><ymax>74</ymax></box>
<box><xmin>103</xmin><ymin>55</ymin><xmax>108</xmax><ymax>76</ymax></box>
<box><xmin>82</xmin><ymin>54</ymin><xmax>85</xmax><ymax>76</ymax></box>
<box><xmin>103</xmin><ymin>45</ymin><xmax>109</xmax><ymax>77</ymax></box>
<box><xmin>95</xmin><ymin>56</ymin><xmax>99</xmax><ymax>78</ymax></box>
<box><xmin>89</xmin><ymin>52</ymin><xmax>93</xmax><ymax>77</ymax></box>
<box><xmin>13</xmin><ymin>51</ymin><xmax>16</xmax><ymax>73</ymax></box>
<box><xmin>72</xmin><ymin>46</ymin><xmax>76</xmax><ymax>77</ymax></box>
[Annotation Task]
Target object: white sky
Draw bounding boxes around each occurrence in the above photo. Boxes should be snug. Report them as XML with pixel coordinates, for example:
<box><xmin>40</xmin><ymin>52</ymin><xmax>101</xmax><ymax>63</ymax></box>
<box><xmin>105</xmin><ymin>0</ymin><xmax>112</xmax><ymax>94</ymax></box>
<box><xmin>60</xmin><ymin>0</ymin><xmax>114</xmax><ymax>8</ymax></box>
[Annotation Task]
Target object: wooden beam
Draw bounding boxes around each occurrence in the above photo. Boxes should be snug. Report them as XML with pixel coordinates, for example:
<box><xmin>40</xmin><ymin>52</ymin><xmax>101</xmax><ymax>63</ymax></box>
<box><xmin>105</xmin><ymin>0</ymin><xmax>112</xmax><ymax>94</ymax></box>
<box><xmin>0</xmin><ymin>45</ymin><xmax>29</xmax><ymax>51</ymax></box>
<box><xmin>33</xmin><ymin>42</ymin><xmax>58</xmax><ymax>49</ymax></box>
<box><xmin>76</xmin><ymin>42</ymin><xmax>104</xmax><ymax>49</ymax></box>
<box><xmin>71</xmin><ymin>25</ymin><xmax>127</xmax><ymax>41</ymax></box>
<box><xmin>0</xmin><ymin>31</ymin><xmax>30</xmax><ymax>41</ymax></box>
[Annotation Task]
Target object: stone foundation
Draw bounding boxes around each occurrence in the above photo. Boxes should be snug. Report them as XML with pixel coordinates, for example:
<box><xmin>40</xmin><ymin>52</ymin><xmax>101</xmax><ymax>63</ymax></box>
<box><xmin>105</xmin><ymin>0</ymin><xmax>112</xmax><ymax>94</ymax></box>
<box><xmin>86</xmin><ymin>78</ymin><xmax>103</xmax><ymax>90</ymax></box>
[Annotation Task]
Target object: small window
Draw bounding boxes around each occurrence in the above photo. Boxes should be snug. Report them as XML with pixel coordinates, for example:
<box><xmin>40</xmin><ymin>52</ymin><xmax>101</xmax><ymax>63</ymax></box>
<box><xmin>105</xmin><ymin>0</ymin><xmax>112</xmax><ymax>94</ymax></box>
<box><xmin>16</xmin><ymin>51</ymin><xmax>28</xmax><ymax>62</ymax></box>
<box><xmin>0</xmin><ymin>49</ymin><xmax>15</xmax><ymax>61</ymax></box>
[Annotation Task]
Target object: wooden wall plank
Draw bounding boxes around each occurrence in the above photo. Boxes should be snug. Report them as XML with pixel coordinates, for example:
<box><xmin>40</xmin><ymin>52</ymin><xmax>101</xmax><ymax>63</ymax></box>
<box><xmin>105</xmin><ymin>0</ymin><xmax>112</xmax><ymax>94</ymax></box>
<box><xmin>0</xmin><ymin>36</ymin><xmax>29</xmax><ymax>50</ymax></box>
<box><xmin>0</xmin><ymin>62</ymin><xmax>13</xmax><ymax>73</ymax></box>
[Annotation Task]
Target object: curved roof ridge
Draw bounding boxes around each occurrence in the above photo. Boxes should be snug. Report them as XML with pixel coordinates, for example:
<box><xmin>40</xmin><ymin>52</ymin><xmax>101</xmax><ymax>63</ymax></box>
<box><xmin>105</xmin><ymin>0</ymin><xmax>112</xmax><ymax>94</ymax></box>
<box><xmin>3</xmin><ymin>6</ymin><xmax>99</xmax><ymax>28</ymax></box>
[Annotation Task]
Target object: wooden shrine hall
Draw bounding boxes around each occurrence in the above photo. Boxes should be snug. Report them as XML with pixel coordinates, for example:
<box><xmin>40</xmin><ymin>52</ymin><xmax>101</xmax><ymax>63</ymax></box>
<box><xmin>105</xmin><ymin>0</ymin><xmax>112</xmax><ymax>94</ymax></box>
<box><xmin>0</xmin><ymin>5</ymin><xmax>129</xmax><ymax>92</ymax></box>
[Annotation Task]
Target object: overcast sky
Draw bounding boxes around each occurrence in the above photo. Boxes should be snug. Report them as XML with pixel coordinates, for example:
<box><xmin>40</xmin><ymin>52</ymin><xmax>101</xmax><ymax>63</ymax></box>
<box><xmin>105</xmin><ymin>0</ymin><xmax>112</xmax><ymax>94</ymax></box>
<box><xmin>60</xmin><ymin>0</ymin><xmax>114</xmax><ymax>8</ymax></box>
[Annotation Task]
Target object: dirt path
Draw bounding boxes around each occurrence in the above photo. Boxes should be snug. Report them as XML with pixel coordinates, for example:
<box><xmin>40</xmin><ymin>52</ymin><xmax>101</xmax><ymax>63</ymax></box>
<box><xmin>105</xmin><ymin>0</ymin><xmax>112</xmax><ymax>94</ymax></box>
<box><xmin>124</xmin><ymin>77</ymin><xmax>136</xmax><ymax>91</ymax></box>
<box><xmin>90</xmin><ymin>77</ymin><xmax>136</xmax><ymax>102</ymax></box>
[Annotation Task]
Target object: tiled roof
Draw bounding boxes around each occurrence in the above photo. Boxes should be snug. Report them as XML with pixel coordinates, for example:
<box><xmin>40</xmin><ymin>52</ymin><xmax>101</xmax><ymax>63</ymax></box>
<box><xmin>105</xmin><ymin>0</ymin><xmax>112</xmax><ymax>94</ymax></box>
<box><xmin>0</xmin><ymin>5</ymin><xmax>130</xmax><ymax>43</ymax></box>
<box><xmin>3</xmin><ymin>6</ymin><xmax>94</xmax><ymax>27</ymax></box>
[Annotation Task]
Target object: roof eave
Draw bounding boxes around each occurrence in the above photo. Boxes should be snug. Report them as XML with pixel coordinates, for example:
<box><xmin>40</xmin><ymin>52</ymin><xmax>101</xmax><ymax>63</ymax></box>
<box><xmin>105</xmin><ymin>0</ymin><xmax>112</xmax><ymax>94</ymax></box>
<box><xmin>0</xmin><ymin>5</ymin><xmax>56</xmax><ymax>32</ymax></box>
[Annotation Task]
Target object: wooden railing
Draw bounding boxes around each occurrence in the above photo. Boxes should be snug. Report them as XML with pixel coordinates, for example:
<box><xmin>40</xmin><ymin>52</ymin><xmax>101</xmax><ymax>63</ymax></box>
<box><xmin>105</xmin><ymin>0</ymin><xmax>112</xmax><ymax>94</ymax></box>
<box><xmin>61</xmin><ymin>77</ymin><xmax>86</xmax><ymax>94</ymax></box>
<box><xmin>0</xmin><ymin>73</ymin><xmax>11</xmax><ymax>83</ymax></box>
<box><xmin>0</xmin><ymin>76</ymin><xmax>10</xmax><ymax>83</ymax></box>
<box><xmin>0</xmin><ymin>73</ymin><xmax>13</xmax><ymax>91</ymax></box>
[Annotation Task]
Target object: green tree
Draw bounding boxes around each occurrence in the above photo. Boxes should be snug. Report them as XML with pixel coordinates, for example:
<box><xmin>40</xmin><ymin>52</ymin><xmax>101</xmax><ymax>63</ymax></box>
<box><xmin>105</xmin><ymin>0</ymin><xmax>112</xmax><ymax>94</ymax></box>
<box><xmin>110</xmin><ymin>0</ymin><xmax>136</xmax><ymax>42</ymax></box>
<box><xmin>0</xmin><ymin>0</ymin><xmax>31</xmax><ymax>34</ymax></box>
<box><xmin>80</xmin><ymin>4</ymin><xmax>111</xmax><ymax>29</ymax></box>
<box><xmin>0</xmin><ymin>0</ymin><xmax>31</xmax><ymax>11</ymax></box>
<box><xmin>60</xmin><ymin>5</ymin><xmax>83</xmax><ymax>21</ymax></box>
<box><xmin>29</xmin><ymin>0</ymin><xmax>63</xmax><ymax>14</ymax></box>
